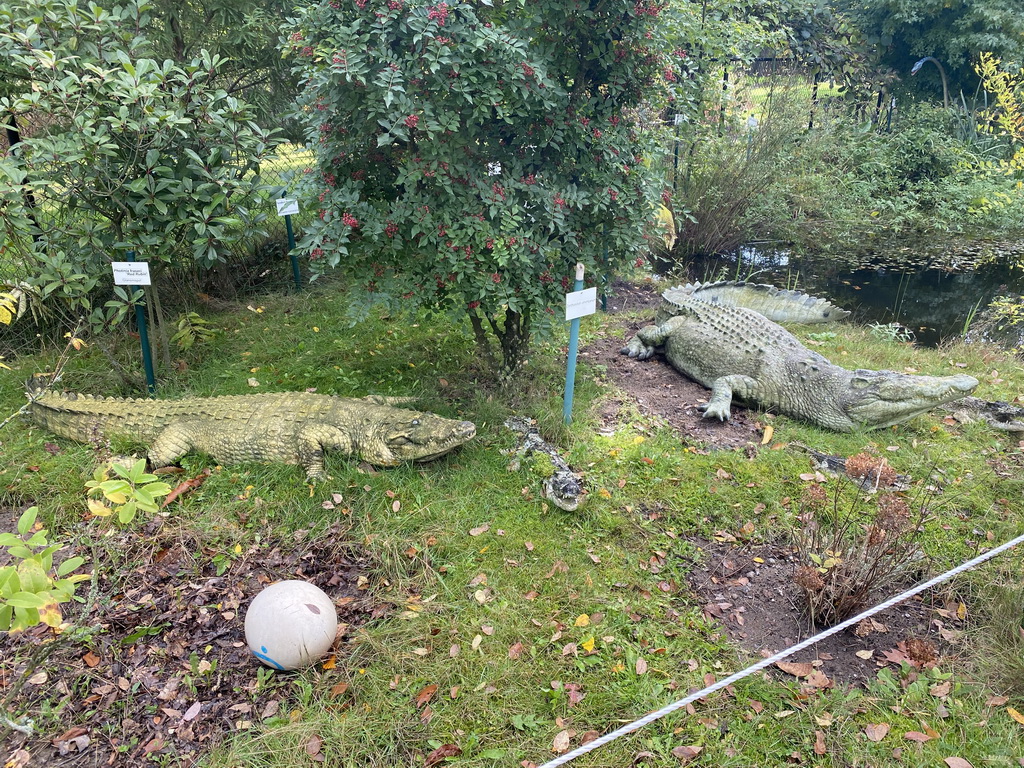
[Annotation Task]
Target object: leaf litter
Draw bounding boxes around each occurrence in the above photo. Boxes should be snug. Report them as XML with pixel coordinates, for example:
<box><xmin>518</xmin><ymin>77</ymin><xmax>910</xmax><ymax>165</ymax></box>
<box><xmin>0</xmin><ymin>519</ymin><xmax>379</xmax><ymax>767</ymax></box>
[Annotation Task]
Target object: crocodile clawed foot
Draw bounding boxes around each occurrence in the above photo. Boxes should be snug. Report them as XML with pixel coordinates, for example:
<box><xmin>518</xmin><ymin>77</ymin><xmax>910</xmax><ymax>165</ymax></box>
<box><xmin>698</xmin><ymin>403</ymin><xmax>732</xmax><ymax>422</ymax></box>
<box><xmin>620</xmin><ymin>339</ymin><xmax>653</xmax><ymax>360</ymax></box>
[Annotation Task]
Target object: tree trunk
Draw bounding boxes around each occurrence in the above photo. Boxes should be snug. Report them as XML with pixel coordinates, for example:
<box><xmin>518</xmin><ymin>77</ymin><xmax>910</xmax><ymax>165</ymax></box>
<box><xmin>486</xmin><ymin>307</ymin><xmax>531</xmax><ymax>375</ymax></box>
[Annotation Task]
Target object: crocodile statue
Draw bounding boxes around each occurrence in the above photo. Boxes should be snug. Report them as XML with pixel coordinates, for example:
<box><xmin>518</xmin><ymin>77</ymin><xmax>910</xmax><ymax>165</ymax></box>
<box><xmin>656</xmin><ymin>281</ymin><xmax>851</xmax><ymax>325</ymax></box>
<box><xmin>27</xmin><ymin>390</ymin><xmax>476</xmax><ymax>481</ymax></box>
<box><xmin>621</xmin><ymin>283</ymin><xmax>978</xmax><ymax>431</ymax></box>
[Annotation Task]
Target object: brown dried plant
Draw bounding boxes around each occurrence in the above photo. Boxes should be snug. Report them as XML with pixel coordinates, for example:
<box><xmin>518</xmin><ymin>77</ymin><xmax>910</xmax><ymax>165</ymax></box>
<box><xmin>792</xmin><ymin>479</ymin><xmax>928</xmax><ymax>626</ymax></box>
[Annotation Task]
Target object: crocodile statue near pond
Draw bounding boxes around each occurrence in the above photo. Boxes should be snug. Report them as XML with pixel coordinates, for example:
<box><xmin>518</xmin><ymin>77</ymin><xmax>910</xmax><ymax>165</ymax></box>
<box><xmin>27</xmin><ymin>389</ymin><xmax>476</xmax><ymax>481</ymax></box>
<box><xmin>621</xmin><ymin>281</ymin><xmax>978</xmax><ymax>431</ymax></box>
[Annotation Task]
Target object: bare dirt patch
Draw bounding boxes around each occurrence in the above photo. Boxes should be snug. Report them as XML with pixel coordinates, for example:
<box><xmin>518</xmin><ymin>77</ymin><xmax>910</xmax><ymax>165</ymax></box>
<box><xmin>1</xmin><ymin>519</ymin><xmax>379</xmax><ymax>767</ymax></box>
<box><xmin>684</xmin><ymin>538</ymin><xmax>965</xmax><ymax>687</ymax></box>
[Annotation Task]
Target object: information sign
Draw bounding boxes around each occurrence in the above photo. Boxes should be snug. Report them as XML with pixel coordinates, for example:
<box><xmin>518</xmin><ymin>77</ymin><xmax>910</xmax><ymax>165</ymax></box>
<box><xmin>565</xmin><ymin>286</ymin><xmax>598</xmax><ymax>321</ymax></box>
<box><xmin>111</xmin><ymin>262</ymin><xmax>152</xmax><ymax>286</ymax></box>
<box><xmin>276</xmin><ymin>198</ymin><xmax>300</xmax><ymax>216</ymax></box>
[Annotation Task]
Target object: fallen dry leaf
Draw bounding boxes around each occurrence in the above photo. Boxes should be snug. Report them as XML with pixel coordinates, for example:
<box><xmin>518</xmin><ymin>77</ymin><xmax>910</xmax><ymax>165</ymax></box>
<box><xmin>635</xmin><ymin>657</ymin><xmax>648</xmax><ymax>675</ymax></box>
<box><xmin>425</xmin><ymin>744</ymin><xmax>462</xmax><ymax>767</ymax></box>
<box><xmin>805</xmin><ymin>670</ymin><xmax>831</xmax><ymax>688</ymax></box>
<box><xmin>904</xmin><ymin>731</ymin><xmax>935</xmax><ymax>743</ymax></box>
<box><xmin>551</xmin><ymin>729</ymin><xmax>572</xmax><ymax>754</ymax></box>
<box><xmin>414</xmin><ymin>684</ymin><xmax>438</xmax><ymax>709</ymax></box>
<box><xmin>304</xmin><ymin>734</ymin><xmax>325</xmax><ymax>762</ymax></box>
<box><xmin>813</xmin><ymin>730</ymin><xmax>827</xmax><ymax>756</ymax></box>
<box><xmin>943</xmin><ymin>758</ymin><xmax>974</xmax><ymax>768</ymax></box>
<box><xmin>776</xmin><ymin>661</ymin><xmax>814</xmax><ymax>678</ymax></box>
<box><xmin>864</xmin><ymin>723</ymin><xmax>890</xmax><ymax>742</ymax></box>
<box><xmin>1008</xmin><ymin>707</ymin><xmax>1024</xmax><ymax>726</ymax></box>
<box><xmin>670</xmin><ymin>745</ymin><xmax>702</xmax><ymax>763</ymax></box>
<box><xmin>469</xmin><ymin>523</ymin><xmax>490</xmax><ymax>536</ymax></box>
<box><xmin>161</xmin><ymin>469</ymin><xmax>211</xmax><ymax>507</ymax></box>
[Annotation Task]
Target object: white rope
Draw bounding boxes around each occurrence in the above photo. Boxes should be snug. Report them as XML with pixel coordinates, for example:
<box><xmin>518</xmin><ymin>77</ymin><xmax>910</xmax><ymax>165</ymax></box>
<box><xmin>538</xmin><ymin>531</ymin><xmax>1024</xmax><ymax>768</ymax></box>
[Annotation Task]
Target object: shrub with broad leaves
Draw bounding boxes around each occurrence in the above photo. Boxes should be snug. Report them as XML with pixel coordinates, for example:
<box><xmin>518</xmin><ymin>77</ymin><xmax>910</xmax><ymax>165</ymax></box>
<box><xmin>0</xmin><ymin>507</ymin><xmax>90</xmax><ymax>633</ymax></box>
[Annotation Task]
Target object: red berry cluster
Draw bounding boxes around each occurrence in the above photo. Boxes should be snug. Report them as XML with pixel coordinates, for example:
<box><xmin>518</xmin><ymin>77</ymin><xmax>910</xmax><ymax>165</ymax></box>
<box><xmin>341</xmin><ymin>212</ymin><xmax>359</xmax><ymax>227</ymax></box>
<box><xmin>427</xmin><ymin>3</ymin><xmax>449</xmax><ymax>25</ymax></box>
<box><xmin>404</xmin><ymin>114</ymin><xmax>419</xmax><ymax>128</ymax></box>
<box><xmin>633</xmin><ymin>1</ymin><xmax>661</xmax><ymax>17</ymax></box>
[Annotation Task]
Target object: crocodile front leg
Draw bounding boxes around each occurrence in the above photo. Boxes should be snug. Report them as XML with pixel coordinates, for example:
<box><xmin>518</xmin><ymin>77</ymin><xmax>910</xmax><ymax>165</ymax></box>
<box><xmin>297</xmin><ymin>424</ymin><xmax>356</xmax><ymax>482</ymax></box>
<box><xmin>148</xmin><ymin>422</ymin><xmax>204</xmax><ymax>468</ymax></box>
<box><xmin>700</xmin><ymin>375</ymin><xmax>759</xmax><ymax>422</ymax></box>
<box><xmin>621</xmin><ymin>324</ymin><xmax>669</xmax><ymax>360</ymax></box>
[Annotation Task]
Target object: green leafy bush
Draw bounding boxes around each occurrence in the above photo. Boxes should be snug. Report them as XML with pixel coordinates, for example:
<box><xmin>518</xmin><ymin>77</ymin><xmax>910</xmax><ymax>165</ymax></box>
<box><xmin>0</xmin><ymin>507</ymin><xmax>90</xmax><ymax>633</ymax></box>
<box><xmin>0</xmin><ymin>0</ymin><xmax>279</xmax><ymax>329</ymax></box>
<box><xmin>85</xmin><ymin>460</ymin><xmax>172</xmax><ymax>525</ymax></box>
<box><xmin>287</xmin><ymin>0</ymin><xmax>677</xmax><ymax>371</ymax></box>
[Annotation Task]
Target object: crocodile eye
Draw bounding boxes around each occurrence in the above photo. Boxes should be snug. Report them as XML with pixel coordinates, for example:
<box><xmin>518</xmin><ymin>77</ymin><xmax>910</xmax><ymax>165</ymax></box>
<box><xmin>411</xmin><ymin>419</ymin><xmax>420</xmax><ymax>426</ymax></box>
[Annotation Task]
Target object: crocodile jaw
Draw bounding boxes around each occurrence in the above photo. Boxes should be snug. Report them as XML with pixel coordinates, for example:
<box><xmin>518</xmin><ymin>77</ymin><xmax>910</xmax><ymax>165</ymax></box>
<box><xmin>843</xmin><ymin>371</ymin><xmax>979</xmax><ymax>429</ymax></box>
<box><xmin>386</xmin><ymin>415</ymin><xmax>477</xmax><ymax>462</ymax></box>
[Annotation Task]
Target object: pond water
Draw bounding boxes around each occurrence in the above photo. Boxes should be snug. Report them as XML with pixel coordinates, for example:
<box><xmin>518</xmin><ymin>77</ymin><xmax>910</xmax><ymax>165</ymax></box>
<box><xmin>681</xmin><ymin>239</ymin><xmax>1024</xmax><ymax>347</ymax></box>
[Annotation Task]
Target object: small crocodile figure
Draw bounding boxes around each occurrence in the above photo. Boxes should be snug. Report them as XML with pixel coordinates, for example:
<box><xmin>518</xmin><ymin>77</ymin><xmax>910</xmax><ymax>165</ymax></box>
<box><xmin>504</xmin><ymin>417</ymin><xmax>584</xmax><ymax>511</ymax></box>
<box><xmin>27</xmin><ymin>390</ymin><xmax>476</xmax><ymax>481</ymax></box>
<box><xmin>621</xmin><ymin>283</ymin><xmax>978</xmax><ymax>431</ymax></box>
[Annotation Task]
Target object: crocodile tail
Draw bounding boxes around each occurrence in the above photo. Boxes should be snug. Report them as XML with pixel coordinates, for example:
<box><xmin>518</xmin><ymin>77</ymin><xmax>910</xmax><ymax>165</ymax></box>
<box><xmin>662</xmin><ymin>281</ymin><xmax>850</xmax><ymax>324</ymax></box>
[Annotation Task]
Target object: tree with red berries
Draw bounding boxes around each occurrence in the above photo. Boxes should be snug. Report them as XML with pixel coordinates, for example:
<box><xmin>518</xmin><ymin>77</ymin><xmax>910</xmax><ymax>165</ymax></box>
<box><xmin>287</xmin><ymin>0</ymin><xmax>682</xmax><ymax>372</ymax></box>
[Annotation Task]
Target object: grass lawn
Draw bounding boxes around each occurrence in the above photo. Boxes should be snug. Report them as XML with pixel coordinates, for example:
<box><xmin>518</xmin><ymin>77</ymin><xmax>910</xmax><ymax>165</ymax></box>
<box><xmin>1</xmin><ymin>277</ymin><xmax>1023</xmax><ymax>768</ymax></box>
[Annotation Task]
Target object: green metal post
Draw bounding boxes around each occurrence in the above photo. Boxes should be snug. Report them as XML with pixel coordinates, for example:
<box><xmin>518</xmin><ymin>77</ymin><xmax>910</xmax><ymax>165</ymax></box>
<box><xmin>127</xmin><ymin>250</ymin><xmax>156</xmax><ymax>395</ymax></box>
<box><xmin>282</xmin><ymin>194</ymin><xmax>301</xmax><ymax>290</ymax></box>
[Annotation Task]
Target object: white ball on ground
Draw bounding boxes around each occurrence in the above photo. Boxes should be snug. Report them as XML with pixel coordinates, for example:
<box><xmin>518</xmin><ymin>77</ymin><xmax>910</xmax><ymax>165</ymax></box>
<box><xmin>244</xmin><ymin>580</ymin><xmax>338</xmax><ymax>670</ymax></box>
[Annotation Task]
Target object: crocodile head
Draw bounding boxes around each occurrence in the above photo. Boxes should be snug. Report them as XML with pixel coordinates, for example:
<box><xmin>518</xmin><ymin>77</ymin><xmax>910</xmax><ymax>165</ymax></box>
<box><xmin>842</xmin><ymin>370</ymin><xmax>979</xmax><ymax>429</ymax></box>
<box><xmin>381</xmin><ymin>412</ymin><xmax>477</xmax><ymax>463</ymax></box>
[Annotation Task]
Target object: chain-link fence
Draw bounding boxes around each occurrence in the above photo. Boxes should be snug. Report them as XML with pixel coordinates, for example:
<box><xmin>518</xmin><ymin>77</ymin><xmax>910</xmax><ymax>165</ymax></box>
<box><xmin>213</xmin><ymin>144</ymin><xmax>316</xmax><ymax>296</ymax></box>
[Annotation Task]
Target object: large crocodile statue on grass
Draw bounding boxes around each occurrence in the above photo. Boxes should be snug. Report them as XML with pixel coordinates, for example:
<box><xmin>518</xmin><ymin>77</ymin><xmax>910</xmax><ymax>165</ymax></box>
<box><xmin>622</xmin><ymin>281</ymin><xmax>978</xmax><ymax>431</ymax></box>
<box><xmin>27</xmin><ymin>390</ymin><xmax>476</xmax><ymax>481</ymax></box>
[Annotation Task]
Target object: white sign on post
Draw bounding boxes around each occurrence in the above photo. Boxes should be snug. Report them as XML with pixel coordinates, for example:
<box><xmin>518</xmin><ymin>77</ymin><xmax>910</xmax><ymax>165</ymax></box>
<box><xmin>276</xmin><ymin>198</ymin><xmax>300</xmax><ymax>216</ymax></box>
<box><xmin>565</xmin><ymin>286</ymin><xmax>598</xmax><ymax>321</ymax></box>
<box><xmin>111</xmin><ymin>262</ymin><xmax>152</xmax><ymax>286</ymax></box>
